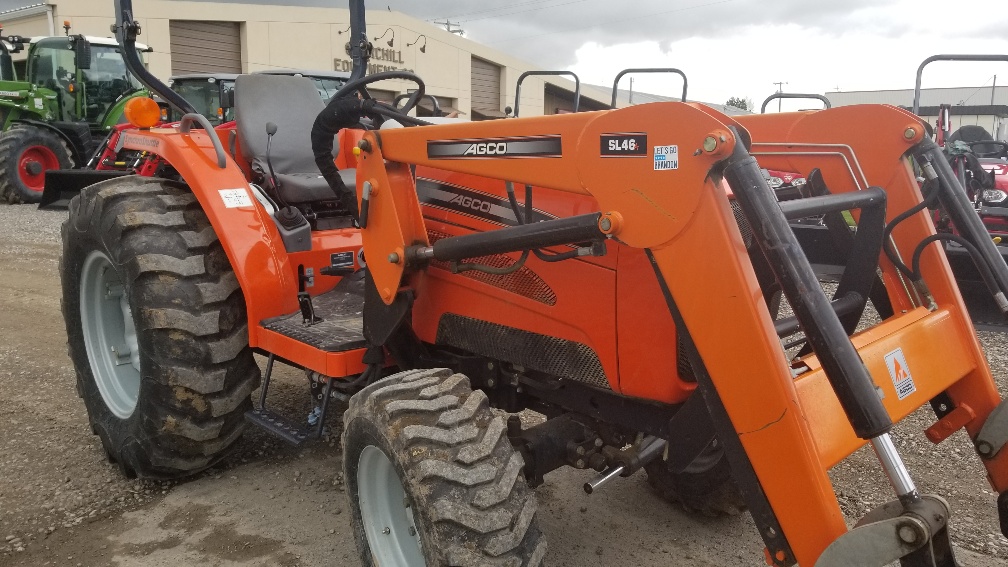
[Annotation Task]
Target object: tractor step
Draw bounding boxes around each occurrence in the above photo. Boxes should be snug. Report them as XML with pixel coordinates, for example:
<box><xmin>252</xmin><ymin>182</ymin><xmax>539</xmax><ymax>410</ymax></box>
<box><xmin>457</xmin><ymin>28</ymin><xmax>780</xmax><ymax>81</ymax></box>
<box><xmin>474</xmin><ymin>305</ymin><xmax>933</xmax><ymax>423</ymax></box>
<box><xmin>244</xmin><ymin>353</ymin><xmax>337</xmax><ymax>447</ymax></box>
<box><xmin>259</xmin><ymin>270</ymin><xmax>366</xmax><ymax>352</ymax></box>
<box><xmin>245</xmin><ymin>407</ymin><xmax>311</xmax><ymax>446</ymax></box>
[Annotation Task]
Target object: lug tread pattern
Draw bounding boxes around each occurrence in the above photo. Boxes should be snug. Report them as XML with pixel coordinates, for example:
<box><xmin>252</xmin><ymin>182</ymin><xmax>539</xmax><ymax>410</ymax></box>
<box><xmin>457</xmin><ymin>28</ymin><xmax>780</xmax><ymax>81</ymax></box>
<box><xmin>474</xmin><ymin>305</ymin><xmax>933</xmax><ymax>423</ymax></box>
<box><xmin>386</xmin><ymin>395</ymin><xmax>459</xmax><ymax>417</ymax></box>
<box><xmin>345</xmin><ymin>368</ymin><xmax>544</xmax><ymax>565</ymax></box>
<box><xmin>61</xmin><ymin>176</ymin><xmax>259</xmax><ymax>480</ymax></box>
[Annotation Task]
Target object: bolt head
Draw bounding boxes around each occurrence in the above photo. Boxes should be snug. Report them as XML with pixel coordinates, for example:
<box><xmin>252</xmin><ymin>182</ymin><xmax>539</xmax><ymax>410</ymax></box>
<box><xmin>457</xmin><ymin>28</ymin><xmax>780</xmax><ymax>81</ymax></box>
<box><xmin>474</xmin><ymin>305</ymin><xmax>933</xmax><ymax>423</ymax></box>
<box><xmin>599</xmin><ymin>217</ymin><xmax>612</xmax><ymax>231</ymax></box>
<box><xmin>904</xmin><ymin>127</ymin><xmax>917</xmax><ymax>140</ymax></box>
<box><xmin>897</xmin><ymin>524</ymin><xmax>918</xmax><ymax>544</ymax></box>
<box><xmin>382</xmin><ymin>527</ymin><xmax>391</xmax><ymax>535</ymax></box>
<box><xmin>387</xmin><ymin>252</ymin><xmax>400</xmax><ymax>264</ymax></box>
<box><xmin>703</xmin><ymin>136</ymin><xmax>718</xmax><ymax>152</ymax></box>
<box><xmin>977</xmin><ymin>441</ymin><xmax>994</xmax><ymax>457</ymax></box>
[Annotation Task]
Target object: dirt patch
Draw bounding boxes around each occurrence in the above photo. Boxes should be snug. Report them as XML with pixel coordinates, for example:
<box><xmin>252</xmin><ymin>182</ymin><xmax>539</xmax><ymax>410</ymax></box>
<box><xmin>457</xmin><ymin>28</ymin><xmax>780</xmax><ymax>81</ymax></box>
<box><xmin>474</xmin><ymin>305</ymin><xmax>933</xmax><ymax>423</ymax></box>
<box><xmin>0</xmin><ymin>203</ymin><xmax>1006</xmax><ymax>566</ymax></box>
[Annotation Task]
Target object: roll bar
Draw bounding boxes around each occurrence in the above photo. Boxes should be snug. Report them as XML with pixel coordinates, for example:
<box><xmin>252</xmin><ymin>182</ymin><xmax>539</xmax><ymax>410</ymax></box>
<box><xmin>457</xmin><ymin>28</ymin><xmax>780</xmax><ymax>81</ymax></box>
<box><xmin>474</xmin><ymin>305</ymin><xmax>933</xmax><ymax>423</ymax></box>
<box><xmin>760</xmin><ymin>93</ymin><xmax>831</xmax><ymax>114</ymax></box>
<box><xmin>112</xmin><ymin>0</ymin><xmax>195</xmax><ymax>115</ymax></box>
<box><xmin>610</xmin><ymin>68</ymin><xmax>687</xmax><ymax>108</ymax></box>
<box><xmin>513</xmin><ymin>70</ymin><xmax>580</xmax><ymax>118</ymax></box>
<box><xmin>913</xmin><ymin>54</ymin><xmax>1008</xmax><ymax>115</ymax></box>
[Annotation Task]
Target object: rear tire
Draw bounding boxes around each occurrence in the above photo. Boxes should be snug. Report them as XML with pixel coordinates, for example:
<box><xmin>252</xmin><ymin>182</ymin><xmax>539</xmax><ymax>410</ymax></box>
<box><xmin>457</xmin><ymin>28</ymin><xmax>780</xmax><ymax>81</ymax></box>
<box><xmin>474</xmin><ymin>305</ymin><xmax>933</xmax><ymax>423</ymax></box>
<box><xmin>61</xmin><ymin>176</ymin><xmax>259</xmax><ymax>479</ymax></box>
<box><xmin>0</xmin><ymin>125</ymin><xmax>74</xmax><ymax>204</ymax></box>
<box><xmin>644</xmin><ymin>440</ymin><xmax>746</xmax><ymax>516</ymax></box>
<box><xmin>344</xmin><ymin>368</ymin><xmax>546</xmax><ymax>566</ymax></box>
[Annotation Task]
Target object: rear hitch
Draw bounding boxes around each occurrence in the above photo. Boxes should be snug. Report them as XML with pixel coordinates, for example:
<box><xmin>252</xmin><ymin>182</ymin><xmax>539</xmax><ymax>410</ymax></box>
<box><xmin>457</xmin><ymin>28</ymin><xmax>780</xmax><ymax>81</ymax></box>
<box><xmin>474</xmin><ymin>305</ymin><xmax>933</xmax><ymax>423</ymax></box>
<box><xmin>816</xmin><ymin>494</ymin><xmax>958</xmax><ymax>567</ymax></box>
<box><xmin>583</xmin><ymin>435</ymin><xmax>664</xmax><ymax>494</ymax></box>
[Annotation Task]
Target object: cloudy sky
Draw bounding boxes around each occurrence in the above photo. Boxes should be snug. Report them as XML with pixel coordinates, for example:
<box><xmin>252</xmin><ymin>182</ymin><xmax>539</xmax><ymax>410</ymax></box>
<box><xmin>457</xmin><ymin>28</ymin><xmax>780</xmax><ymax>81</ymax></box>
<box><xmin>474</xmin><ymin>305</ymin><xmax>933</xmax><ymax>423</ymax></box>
<box><xmin>377</xmin><ymin>0</ymin><xmax>1008</xmax><ymax>110</ymax></box>
<box><xmin>4</xmin><ymin>0</ymin><xmax>1007</xmax><ymax>108</ymax></box>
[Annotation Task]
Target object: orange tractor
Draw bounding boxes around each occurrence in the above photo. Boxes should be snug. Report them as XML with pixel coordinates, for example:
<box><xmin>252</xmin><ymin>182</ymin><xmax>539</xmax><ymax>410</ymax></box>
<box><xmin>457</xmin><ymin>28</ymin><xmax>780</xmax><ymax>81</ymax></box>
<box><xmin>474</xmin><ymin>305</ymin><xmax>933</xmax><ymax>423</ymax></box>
<box><xmin>60</xmin><ymin>1</ymin><xmax>1008</xmax><ymax>565</ymax></box>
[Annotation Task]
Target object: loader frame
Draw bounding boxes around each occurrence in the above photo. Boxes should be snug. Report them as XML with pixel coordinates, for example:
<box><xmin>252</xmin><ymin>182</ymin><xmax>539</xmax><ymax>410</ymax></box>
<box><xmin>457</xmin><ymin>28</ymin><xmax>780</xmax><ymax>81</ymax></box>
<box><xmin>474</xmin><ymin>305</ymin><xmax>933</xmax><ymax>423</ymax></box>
<box><xmin>102</xmin><ymin>0</ymin><xmax>1008</xmax><ymax>564</ymax></box>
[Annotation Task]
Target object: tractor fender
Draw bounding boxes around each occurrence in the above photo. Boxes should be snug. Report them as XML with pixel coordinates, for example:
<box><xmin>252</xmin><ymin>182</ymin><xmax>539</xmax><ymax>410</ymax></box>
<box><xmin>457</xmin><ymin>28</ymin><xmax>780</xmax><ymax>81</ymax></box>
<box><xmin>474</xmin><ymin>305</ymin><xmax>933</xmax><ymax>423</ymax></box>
<box><xmin>100</xmin><ymin>89</ymin><xmax>147</xmax><ymax>128</ymax></box>
<box><xmin>11</xmin><ymin>118</ymin><xmax>87</xmax><ymax>165</ymax></box>
<box><xmin>118</xmin><ymin>127</ymin><xmax>303</xmax><ymax>344</ymax></box>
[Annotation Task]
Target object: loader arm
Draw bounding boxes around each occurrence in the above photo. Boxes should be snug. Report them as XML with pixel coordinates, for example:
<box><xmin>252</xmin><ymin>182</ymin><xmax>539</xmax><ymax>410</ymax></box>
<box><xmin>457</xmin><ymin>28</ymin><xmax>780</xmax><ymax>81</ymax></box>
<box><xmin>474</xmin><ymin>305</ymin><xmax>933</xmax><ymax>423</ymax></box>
<box><xmin>355</xmin><ymin>101</ymin><xmax>1008</xmax><ymax>566</ymax></box>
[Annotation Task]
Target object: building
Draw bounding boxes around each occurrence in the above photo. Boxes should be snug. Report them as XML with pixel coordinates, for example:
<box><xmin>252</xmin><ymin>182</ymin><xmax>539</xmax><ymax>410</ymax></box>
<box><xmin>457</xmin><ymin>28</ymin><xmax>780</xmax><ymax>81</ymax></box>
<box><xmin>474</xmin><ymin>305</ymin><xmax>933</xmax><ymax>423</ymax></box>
<box><xmin>0</xmin><ymin>0</ymin><xmax>618</xmax><ymax>119</ymax></box>
<box><xmin>826</xmin><ymin>86</ymin><xmax>1008</xmax><ymax>141</ymax></box>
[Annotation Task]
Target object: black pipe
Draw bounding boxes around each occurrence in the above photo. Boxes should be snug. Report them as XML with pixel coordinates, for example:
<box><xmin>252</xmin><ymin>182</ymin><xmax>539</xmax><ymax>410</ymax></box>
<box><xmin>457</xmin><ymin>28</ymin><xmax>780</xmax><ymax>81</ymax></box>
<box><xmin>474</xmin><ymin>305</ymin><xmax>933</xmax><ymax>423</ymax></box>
<box><xmin>915</xmin><ymin>139</ymin><xmax>1008</xmax><ymax>305</ymax></box>
<box><xmin>112</xmin><ymin>0</ymin><xmax>195</xmax><ymax>115</ymax></box>
<box><xmin>778</xmin><ymin>186</ymin><xmax>886</xmax><ymax>220</ymax></box>
<box><xmin>721</xmin><ymin>128</ymin><xmax>892</xmax><ymax>440</ymax></box>
<box><xmin>415</xmin><ymin>213</ymin><xmax>603</xmax><ymax>263</ymax></box>
<box><xmin>773</xmin><ymin>292</ymin><xmax>864</xmax><ymax>338</ymax></box>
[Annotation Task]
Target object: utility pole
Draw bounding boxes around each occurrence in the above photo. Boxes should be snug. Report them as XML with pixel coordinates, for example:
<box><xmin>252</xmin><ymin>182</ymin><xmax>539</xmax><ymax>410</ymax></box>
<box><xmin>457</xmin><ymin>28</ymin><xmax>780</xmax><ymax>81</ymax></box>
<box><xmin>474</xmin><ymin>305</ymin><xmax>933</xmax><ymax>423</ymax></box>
<box><xmin>628</xmin><ymin>77</ymin><xmax>634</xmax><ymax>105</ymax></box>
<box><xmin>993</xmin><ymin>75</ymin><xmax>998</xmax><ymax>136</ymax></box>
<box><xmin>773</xmin><ymin>81</ymin><xmax>788</xmax><ymax>112</ymax></box>
<box><xmin>434</xmin><ymin>19</ymin><xmax>465</xmax><ymax>36</ymax></box>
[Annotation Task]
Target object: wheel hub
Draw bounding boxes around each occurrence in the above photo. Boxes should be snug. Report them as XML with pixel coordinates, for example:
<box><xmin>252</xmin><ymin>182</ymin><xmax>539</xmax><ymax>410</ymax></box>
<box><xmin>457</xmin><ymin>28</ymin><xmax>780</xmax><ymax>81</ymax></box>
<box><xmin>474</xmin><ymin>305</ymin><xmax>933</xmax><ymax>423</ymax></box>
<box><xmin>358</xmin><ymin>445</ymin><xmax>424</xmax><ymax>566</ymax></box>
<box><xmin>79</xmin><ymin>250</ymin><xmax>141</xmax><ymax>419</ymax></box>
<box><xmin>17</xmin><ymin>144</ymin><xmax>60</xmax><ymax>193</ymax></box>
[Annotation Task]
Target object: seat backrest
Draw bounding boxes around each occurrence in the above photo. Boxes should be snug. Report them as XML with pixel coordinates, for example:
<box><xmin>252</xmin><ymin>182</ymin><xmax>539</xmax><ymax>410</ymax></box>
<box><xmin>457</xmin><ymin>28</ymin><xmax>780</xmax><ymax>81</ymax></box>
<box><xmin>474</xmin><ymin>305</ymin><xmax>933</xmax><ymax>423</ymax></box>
<box><xmin>235</xmin><ymin>74</ymin><xmax>326</xmax><ymax>174</ymax></box>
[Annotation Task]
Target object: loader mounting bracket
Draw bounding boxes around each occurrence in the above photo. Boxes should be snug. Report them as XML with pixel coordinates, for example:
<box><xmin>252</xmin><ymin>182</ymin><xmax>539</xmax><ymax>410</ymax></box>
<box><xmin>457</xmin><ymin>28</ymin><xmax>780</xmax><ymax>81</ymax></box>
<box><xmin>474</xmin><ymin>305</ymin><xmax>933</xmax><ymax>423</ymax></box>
<box><xmin>975</xmin><ymin>398</ymin><xmax>1008</xmax><ymax>459</ymax></box>
<box><xmin>815</xmin><ymin>495</ymin><xmax>957</xmax><ymax>567</ymax></box>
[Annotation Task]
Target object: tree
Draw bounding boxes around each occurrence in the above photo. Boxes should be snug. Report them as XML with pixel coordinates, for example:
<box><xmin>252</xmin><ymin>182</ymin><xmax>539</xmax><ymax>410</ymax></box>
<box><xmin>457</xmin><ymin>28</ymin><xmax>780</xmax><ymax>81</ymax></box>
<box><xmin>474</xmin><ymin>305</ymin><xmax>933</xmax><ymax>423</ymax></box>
<box><xmin>725</xmin><ymin>96</ymin><xmax>753</xmax><ymax>111</ymax></box>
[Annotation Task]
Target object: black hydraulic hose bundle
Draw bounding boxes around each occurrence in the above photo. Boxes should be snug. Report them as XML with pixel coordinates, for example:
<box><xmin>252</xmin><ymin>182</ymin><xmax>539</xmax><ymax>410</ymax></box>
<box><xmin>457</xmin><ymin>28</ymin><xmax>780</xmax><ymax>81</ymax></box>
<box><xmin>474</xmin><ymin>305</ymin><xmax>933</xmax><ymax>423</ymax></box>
<box><xmin>882</xmin><ymin>145</ymin><xmax>1008</xmax><ymax>314</ymax></box>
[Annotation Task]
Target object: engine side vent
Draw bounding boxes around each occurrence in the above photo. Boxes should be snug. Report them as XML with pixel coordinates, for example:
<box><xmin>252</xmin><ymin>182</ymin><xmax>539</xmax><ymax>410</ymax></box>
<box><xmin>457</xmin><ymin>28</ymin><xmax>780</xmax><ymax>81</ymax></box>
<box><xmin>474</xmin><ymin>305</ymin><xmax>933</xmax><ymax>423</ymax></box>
<box><xmin>436</xmin><ymin>313</ymin><xmax>611</xmax><ymax>390</ymax></box>
<box><xmin>427</xmin><ymin>230</ymin><xmax>557</xmax><ymax>306</ymax></box>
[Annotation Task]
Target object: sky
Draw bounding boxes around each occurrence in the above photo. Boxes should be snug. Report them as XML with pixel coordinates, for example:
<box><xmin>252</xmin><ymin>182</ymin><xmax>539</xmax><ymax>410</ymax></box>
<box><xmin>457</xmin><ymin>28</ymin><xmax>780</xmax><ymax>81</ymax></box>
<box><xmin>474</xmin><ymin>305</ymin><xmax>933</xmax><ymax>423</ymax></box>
<box><xmin>376</xmin><ymin>0</ymin><xmax>1008</xmax><ymax>110</ymax></box>
<box><xmin>3</xmin><ymin>0</ymin><xmax>1007</xmax><ymax>109</ymax></box>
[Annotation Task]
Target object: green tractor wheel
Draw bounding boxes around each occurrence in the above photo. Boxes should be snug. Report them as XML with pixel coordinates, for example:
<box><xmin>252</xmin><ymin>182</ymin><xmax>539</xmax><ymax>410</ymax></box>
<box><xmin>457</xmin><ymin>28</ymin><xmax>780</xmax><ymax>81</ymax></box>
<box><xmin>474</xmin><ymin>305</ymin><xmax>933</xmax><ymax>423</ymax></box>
<box><xmin>0</xmin><ymin>125</ymin><xmax>74</xmax><ymax>204</ymax></box>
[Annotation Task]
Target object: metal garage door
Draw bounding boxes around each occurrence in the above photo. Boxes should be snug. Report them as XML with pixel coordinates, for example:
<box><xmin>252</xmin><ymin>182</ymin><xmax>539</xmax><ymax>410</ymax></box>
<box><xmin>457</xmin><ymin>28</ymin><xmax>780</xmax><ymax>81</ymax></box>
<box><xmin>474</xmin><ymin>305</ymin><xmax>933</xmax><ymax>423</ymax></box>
<box><xmin>471</xmin><ymin>56</ymin><xmax>503</xmax><ymax>119</ymax></box>
<box><xmin>169</xmin><ymin>21</ymin><xmax>242</xmax><ymax>75</ymax></box>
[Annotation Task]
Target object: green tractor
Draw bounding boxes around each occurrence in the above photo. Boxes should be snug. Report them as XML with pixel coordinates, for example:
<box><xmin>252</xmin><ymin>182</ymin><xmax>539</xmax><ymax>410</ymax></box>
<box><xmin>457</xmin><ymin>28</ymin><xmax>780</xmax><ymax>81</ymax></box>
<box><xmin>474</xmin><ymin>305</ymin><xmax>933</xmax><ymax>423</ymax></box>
<box><xmin>0</xmin><ymin>31</ymin><xmax>150</xmax><ymax>203</ymax></box>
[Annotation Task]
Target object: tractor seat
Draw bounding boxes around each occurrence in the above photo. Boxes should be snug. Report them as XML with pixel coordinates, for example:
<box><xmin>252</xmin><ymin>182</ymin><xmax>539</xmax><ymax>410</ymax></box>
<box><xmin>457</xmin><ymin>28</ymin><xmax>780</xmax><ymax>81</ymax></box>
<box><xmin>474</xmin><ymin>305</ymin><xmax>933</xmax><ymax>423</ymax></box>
<box><xmin>234</xmin><ymin>74</ymin><xmax>354</xmax><ymax>205</ymax></box>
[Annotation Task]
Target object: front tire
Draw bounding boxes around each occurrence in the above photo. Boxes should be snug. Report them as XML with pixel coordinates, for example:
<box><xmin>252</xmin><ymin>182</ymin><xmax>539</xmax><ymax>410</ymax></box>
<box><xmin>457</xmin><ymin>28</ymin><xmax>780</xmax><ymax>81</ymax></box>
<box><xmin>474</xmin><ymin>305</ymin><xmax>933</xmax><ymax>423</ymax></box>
<box><xmin>61</xmin><ymin>176</ymin><xmax>259</xmax><ymax>479</ymax></box>
<box><xmin>0</xmin><ymin>125</ymin><xmax>74</xmax><ymax>204</ymax></box>
<box><xmin>344</xmin><ymin>368</ymin><xmax>546</xmax><ymax>566</ymax></box>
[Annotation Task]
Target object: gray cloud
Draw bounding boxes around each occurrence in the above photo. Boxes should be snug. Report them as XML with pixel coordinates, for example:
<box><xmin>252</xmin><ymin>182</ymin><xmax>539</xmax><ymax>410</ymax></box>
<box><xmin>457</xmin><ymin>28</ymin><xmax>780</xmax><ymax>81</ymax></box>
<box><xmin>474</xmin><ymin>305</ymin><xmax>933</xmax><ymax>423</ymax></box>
<box><xmin>384</xmin><ymin>0</ymin><xmax>886</xmax><ymax>68</ymax></box>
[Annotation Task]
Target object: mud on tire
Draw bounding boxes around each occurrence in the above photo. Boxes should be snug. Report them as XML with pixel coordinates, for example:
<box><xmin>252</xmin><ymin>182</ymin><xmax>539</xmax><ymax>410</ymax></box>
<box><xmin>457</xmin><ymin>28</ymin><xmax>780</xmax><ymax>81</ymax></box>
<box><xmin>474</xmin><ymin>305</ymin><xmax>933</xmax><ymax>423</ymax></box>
<box><xmin>60</xmin><ymin>176</ymin><xmax>259</xmax><ymax>479</ymax></box>
<box><xmin>0</xmin><ymin>125</ymin><xmax>74</xmax><ymax>204</ymax></box>
<box><xmin>344</xmin><ymin>368</ymin><xmax>546</xmax><ymax>566</ymax></box>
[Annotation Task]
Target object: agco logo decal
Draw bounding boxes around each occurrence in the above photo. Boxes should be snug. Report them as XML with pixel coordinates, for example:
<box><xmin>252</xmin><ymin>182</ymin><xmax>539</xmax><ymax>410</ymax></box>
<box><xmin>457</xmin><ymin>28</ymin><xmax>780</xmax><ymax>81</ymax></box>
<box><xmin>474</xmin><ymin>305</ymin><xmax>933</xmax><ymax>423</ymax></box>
<box><xmin>463</xmin><ymin>142</ymin><xmax>507</xmax><ymax>156</ymax></box>
<box><xmin>447</xmin><ymin>193</ymin><xmax>493</xmax><ymax>212</ymax></box>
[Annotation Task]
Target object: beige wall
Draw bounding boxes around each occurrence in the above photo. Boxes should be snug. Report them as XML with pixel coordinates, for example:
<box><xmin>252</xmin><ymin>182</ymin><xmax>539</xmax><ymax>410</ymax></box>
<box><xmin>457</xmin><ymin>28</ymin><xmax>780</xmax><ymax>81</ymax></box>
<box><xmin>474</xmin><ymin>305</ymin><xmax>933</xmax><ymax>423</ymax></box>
<box><xmin>0</xmin><ymin>0</ymin><xmax>600</xmax><ymax>117</ymax></box>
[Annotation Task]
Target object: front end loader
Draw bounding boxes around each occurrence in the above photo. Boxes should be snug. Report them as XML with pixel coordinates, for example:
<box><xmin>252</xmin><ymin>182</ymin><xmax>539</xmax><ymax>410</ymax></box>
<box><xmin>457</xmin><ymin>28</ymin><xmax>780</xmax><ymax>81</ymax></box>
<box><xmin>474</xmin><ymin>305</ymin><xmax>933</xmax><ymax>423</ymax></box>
<box><xmin>58</xmin><ymin>1</ymin><xmax>1008</xmax><ymax>565</ymax></box>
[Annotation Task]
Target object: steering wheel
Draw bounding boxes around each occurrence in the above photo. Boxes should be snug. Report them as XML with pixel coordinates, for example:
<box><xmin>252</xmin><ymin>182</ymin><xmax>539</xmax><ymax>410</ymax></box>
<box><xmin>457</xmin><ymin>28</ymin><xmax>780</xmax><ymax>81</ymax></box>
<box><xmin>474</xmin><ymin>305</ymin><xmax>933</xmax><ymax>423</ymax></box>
<box><xmin>966</xmin><ymin>140</ymin><xmax>1008</xmax><ymax>160</ymax></box>
<box><xmin>330</xmin><ymin>70</ymin><xmax>427</xmax><ymax>116</ymax></box>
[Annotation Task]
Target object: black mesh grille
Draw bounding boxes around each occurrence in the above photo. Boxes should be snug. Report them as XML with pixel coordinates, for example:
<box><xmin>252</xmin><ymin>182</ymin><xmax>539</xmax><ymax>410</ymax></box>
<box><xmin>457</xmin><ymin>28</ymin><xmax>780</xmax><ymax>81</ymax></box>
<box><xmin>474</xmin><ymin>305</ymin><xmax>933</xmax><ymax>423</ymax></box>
<box><xmin>427</xmin><ymin>230</ymin><xmax>557</xmax><ymax>305</ymax></box>
<box><xmin>731</xmin><ymin>200</ymin><xmax>754</xmax><ymax>248</ymax></box>
<box><xmin>436</xmin><ymin>313</ymin><xmax>611</xmax><ymax>389</ymax></box>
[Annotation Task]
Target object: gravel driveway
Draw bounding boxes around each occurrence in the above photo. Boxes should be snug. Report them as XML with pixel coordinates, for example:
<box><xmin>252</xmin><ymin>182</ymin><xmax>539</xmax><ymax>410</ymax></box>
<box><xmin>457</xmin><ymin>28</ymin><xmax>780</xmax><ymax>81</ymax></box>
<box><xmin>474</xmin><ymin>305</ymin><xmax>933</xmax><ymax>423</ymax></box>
<box><xmin>1</xmin><ymin>203</ymin><xmax>1006</xmax><ymax>566</ymax></box>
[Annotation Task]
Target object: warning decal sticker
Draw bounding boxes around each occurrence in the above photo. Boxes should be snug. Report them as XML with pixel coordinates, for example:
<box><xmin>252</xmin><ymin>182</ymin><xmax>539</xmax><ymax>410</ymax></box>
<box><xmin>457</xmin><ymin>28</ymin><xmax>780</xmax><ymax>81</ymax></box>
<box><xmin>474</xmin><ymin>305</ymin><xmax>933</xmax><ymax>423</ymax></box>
<box><xmin>219</xmin><ymin>188</ymin><xmax>253</xmax><ymax>208</ymax></box>
<box><xmin>654</xmin><ymin>145</ymin><xmax>678</xmax><ymax>170</ymax></box>
<box><xmin>884</xmin><ymin>348</ymin><xmax>917</xmax><ymax>400</ymax></box>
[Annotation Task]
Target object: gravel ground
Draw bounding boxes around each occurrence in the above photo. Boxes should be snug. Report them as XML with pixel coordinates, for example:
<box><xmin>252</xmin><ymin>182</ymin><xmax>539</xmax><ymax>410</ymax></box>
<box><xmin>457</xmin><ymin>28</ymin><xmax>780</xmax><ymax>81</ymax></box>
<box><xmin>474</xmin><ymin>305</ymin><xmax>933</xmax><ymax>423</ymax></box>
<box><xmin>1</xmin><ymin>202</ymin><xmax>1007</xmax><ymax>565</ymax></box>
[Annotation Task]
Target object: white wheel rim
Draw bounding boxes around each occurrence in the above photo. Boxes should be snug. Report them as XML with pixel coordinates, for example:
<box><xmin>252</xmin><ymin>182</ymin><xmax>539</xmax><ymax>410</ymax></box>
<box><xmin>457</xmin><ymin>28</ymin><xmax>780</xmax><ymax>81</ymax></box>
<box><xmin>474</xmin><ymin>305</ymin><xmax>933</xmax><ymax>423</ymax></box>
<box><xmin>80</xmin><ymin>250</ymin><xmax>141</xmax><ymax>419</ymax></box>
<box><xmin>358</xmin><ymin>445</ymin><xmax>425</xmax><ymax>566</ymax></box>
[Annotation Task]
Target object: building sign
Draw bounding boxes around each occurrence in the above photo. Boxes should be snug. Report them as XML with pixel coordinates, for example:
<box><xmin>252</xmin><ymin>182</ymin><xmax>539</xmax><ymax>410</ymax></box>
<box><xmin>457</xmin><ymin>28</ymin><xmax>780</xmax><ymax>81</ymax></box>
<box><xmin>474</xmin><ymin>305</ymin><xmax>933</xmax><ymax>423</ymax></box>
<box><xmin>335</xmin><ymin>44</ymin><xmax>412</xmax><ymax>74</ymax></box>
